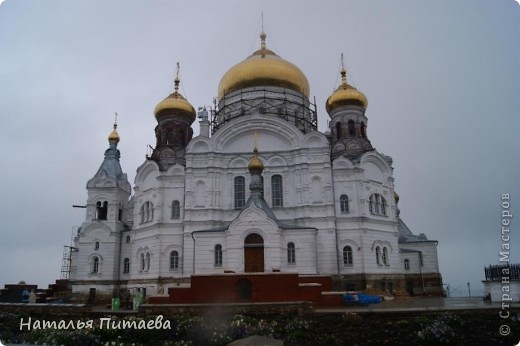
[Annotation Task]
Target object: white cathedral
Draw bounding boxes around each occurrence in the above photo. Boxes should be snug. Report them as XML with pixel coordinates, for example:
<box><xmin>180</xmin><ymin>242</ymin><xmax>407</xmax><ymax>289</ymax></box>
<box><xmin>69</xmin><ymin>32</ymin><xmax>442</xmax><ymax>301</ymax></box>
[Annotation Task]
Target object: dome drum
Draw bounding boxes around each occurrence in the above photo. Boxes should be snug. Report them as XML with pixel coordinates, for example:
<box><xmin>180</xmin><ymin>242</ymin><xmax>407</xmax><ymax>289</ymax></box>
<box><xmin>154</xmin><ymin>121</ymin><xmax>193</xmax><ymax>148</ymax></box>
<box><xmin>212</xmin><ymin>86</ymin><xmax>317</xmax><ymax>134</ymax></box>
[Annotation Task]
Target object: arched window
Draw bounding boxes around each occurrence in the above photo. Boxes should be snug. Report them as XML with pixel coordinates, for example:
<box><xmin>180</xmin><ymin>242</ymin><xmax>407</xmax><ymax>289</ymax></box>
<box><xmin>214</xmin><ymin>244</ymin><xmax>223</xmax><ymax>267</ymax></box>
<box><xmin>123</xmin><ymin>258</ymin><xmax>130</xmax><ymax>274</ymax></box>
<box><xmin>234</xmin><ymin>176</ymin><xmax>245</xmax><ymax>209</ymax></box>
<box><xmin>148</xmin><ymin>202</ymin><xmax>154</xmax><ymax>221</ymax></box>
<box><xmin>145</xmin><ymin>252</ymin><xmax>151</xmax><ymax>271</ymax></box>
<box><xmin>340</xmin><ymin>195</ymin><xmax>349</xmax><ymax>213</ymax></box>
<box><xmin>96</xmin><ymin>201</ymin><xmax>108</xmax><ymax>220</ymax></box>
<box><xmin>180</xmin><ymin>129</ymin><xmax>185</xmax><ymax>145</ymax></box>
<box><xmin>140</xmin><ymin>201</ymin><xmax>154</xmax><ymax>223</ymax></box>
<box><xmin>382</xmin><ymin>247</ymin><xmax>388</xmax><ymax>265</ymax></box>
<box><xmin>170</xmin><ymin>251</ymin><xmax>179</xmax><ymax>270</ymax></box>
<box><xmin>369</xmin><ymin>194</ymin><xmax>387</xmax><ymax>216</ymax></box>
<box><xmin>360</xmin><ymin>122</ymin><xmax>366</xmax><ymax>138</ymax></box>
<box><xmin>171</xmin><ymin>200</ymin><xmax>180</xmax><ymax>219</ymax></box>
<box><xmin>343</xmin><ymin>246</ymin><xmax>353</xmax><ymax>265</ymax></box>
<box><xmin>271</xmin><ymin>175</ymin><xmax>283</xmax><ymax>207</ymax></box>
<box><xmin>140</xmin><ymin>253</ymin><xmax>145</xmax><ymax>271</ymax></box>
<box><xmin>336</xmin><ymin>122</ymin><xmax>342</xmax><ymax>140</ymax></box>
<box><xmin>376</xmin><ymin>246</ymin><xmax>381</xmax><ymax>265</ymax></box>
<box><xmin>287</xmin><ymin>242</ymin><xmax>296</xmax><ymax>264</ymax></box>
<box><xmin>126</xmin><ymin>235</ymin><xmax>131</xmax><ymax>243</ymax></box>
<box><xmin>92</xmin><ymin>257</ymin><xmax>99</xmax><ymax>273</ymax></box>
<box><xmin>94</xmin><ymin>241</ymin><xmax>99</xmax><ymax>250</ymax></box>
<box><xmin>348</xmin><ymin>120</ymin><xmax>355</xmax><ymax>136</ymax></box>
<box><xmin>404</xmin><ymin>258</ymin><xmax>410</xmax><ymax>270</ymax></box>
<box><xmin>166</xmin><ymin>129</ymin><xmax>173</xmax><ymax>145</ymax></box>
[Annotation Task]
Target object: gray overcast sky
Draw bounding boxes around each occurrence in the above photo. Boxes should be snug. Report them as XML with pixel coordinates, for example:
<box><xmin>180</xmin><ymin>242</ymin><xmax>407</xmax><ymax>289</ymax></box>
<box><xmin>1</xmin><ymin>0</ymin><xmax>519</xmax><ymax>297</ymax></box>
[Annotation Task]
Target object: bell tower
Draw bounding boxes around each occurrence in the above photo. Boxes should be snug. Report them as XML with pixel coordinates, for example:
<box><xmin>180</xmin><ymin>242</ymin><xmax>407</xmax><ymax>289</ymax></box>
<box><xmin>151</xmin><ymin>63</ymin><xmax>196</xmax><ymax>170</ymax></box>
<box><xmin>70</xmin><ymin>119</ymin><xmax>131</xmax><ymax>296</ymax></box>
<box><xmin>326</xmin><ymin>55</ymin><xmax>373</xmax><ymax>161</ymax></box>
<box><xmin>85</xmin><ymin>117</ymin><xmax>131</xmax><ymax>227</ymax></box>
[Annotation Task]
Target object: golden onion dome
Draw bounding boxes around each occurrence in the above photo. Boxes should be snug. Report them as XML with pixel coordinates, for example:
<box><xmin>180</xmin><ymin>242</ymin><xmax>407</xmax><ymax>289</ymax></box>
<box><xmin>248</xmin><ymin>147</ymin><xmax>264</xmax><ymax>171</ymax></box>
<box><xmin>218</xmin><ymin>32</ymin><xmax>310</xmax><ymax>99</ymax></box>
<box><xmin>326</xmin><ymin>66</ymin><xmax>368</xmax><ymax>114</ymax></box>
<box><xmin>108</xmin><ymin>122</ymin><xmax>120</xmax><ymax>144</ymax></box>
<box><xmin>154</xmin><ymin>69</ymin><xmax>196</xmax><ymax>122</ymax></box>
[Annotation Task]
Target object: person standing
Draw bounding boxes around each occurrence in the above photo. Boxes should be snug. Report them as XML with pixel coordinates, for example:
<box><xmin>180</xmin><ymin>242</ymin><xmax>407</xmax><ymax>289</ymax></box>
<box><xmin>28</xmin><ymin>289</ymin><xmax>37</xmax><ymax>303</ymax></box>
<box><xmin>133</xmin><ymin>288</ymin><xmax>140</xmax><ymax>311</ymax></box>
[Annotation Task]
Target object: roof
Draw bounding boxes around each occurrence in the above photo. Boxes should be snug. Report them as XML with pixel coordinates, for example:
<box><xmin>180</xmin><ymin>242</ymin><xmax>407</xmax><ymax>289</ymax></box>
<box><xmin>397</xmin><ymin>218</ymin><xmax>433</xmax><ymax>243</ymax></box>
<box><xmin>87</xmin><ymin>143</ymin><xmax>127</xmax><ymax>189</ymax></box>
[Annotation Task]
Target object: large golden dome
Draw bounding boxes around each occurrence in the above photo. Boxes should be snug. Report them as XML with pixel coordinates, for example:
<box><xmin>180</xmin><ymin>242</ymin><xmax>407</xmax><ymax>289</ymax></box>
<box><xmin>326</xmin><ymin>67</ymin><xmax>368</xmax><ymax>114</ymax></box>
<box><xmin>154</xmin><ymin>71</ymin><xmax>196</xmax><ymax>122</ymax></box>
<box><xmin>218</xmin><ymin>32</ymin><xmax>310</xmax><ymax>99</ymax></box>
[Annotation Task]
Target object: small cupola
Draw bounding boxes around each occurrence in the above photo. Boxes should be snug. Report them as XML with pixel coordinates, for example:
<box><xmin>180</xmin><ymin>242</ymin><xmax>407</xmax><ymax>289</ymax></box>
<box><xmin>326</xmin><ymin>55</ymin><xmax>368</xmax><ymax>114</ymax></box>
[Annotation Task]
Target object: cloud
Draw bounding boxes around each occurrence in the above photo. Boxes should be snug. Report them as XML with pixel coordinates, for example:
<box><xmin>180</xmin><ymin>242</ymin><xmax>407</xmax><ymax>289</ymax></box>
<box><xmin>0</xmin><ymin>1</ymin><xmax>519</xmax><ymax>297</ymax></box>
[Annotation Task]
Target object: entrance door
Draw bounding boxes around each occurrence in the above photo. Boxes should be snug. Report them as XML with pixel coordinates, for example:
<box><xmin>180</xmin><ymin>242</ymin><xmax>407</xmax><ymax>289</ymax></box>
<box><xmin>244</xmin><ymin>233</ymin><xmax>264</xmax><ymax>272</ymax></box>
<box><xmin>406</xmin><ymin>281</ymin><xmax>415</xmax><ymax>296</ymax></box>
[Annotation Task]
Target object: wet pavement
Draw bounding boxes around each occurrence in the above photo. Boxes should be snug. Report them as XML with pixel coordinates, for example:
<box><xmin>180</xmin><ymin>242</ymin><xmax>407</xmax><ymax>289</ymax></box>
<box><xmin>315</xmin><ymin>297</ymin><xmax>520</xmax><ymax>313</ymax></box>
<box><xmin>80</xmin><ymin>297</ymin><xmax>520</xmax><ymax>314</ymax></box>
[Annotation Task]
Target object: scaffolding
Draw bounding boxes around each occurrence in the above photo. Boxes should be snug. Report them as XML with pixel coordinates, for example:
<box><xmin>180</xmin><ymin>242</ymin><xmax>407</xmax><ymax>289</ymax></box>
<box><xmin>60</xmin><ymin>245</ymin><xmax>78</xmax><ymax>280</ymax></box>
<box><xmin>212</xmin><ymin>87</ymin><xmax>318</xmax><ymax>134</ymax></box>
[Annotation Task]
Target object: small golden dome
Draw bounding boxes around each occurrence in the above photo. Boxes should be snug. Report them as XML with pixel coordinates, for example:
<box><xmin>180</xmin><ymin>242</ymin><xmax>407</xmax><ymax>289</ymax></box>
<box><xmin>248</xmin><ymin>147</ymin><xmax>264</xmax><ymax>171</ymax></box>
<box><xmin>154</xmin><ymin>91</ymin><xmax>196</xmax><ymax>121</ymax></box>
<box><xmin>326</xmin><ymin>67</ymin><xmax>368</xmax><ymax>114</ymax></box>
<box><xmin>154</xmin><ymin>67</ymin><xmax>196</xmax><ymax>122</ymax></box>
<box><xmin>218</xmin><ymin>32</ymin><xmax>310</xmax><ymax>99</ymax></box>
<box><xmin>108</xmin><ymin>123</ymin><xmax>120</xmax><ymax>144</ymax></box>
<box><xmin>394</xmin><ymin>191</ymin><xmax>400</xmax><ymax>202</ymax></box>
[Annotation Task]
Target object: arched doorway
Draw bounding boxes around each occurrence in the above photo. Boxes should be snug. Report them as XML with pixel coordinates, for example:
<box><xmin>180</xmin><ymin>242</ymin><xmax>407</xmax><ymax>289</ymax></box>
<box><xmin>244</xmin><ymin>233</ymin><xmax>264</xmax><ymax>272</ymax></box>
